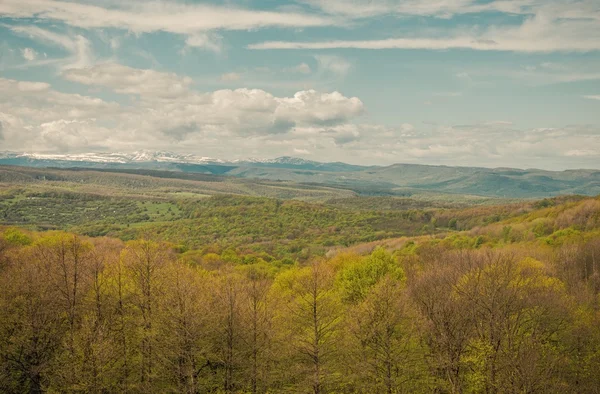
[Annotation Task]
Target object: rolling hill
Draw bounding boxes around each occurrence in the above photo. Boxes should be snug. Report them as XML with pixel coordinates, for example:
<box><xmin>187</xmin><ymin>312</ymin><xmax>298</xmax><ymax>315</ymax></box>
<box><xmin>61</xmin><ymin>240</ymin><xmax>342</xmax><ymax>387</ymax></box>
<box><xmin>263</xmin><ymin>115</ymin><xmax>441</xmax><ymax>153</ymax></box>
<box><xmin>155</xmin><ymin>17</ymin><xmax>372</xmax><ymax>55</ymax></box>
<box><xmin>2</xmin><ymin>151</ymin><xmax>600</xmax><ymax>198</ymax></box>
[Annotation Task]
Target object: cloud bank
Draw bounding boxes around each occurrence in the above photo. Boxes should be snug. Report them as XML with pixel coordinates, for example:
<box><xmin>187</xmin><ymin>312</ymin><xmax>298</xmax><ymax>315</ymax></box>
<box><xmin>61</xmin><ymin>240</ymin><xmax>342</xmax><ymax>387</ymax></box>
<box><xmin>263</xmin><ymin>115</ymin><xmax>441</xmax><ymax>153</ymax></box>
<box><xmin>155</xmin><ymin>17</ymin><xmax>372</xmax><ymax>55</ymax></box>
<box><xmin>1</xmin><ymin>62</ymin><xmax>598</xmax><ymax>169</ymax></box>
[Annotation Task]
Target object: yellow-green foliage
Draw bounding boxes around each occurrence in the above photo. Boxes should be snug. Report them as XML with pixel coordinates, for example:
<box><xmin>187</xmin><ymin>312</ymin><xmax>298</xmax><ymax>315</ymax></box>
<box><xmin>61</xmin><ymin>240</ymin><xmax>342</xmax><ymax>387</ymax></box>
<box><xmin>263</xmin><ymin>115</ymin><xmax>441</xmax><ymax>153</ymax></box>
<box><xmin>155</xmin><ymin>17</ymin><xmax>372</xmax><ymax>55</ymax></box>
<box><xmin>0</xmin><ymin>229</ymin><xmax>599</xmax><ymax>393</ymax></box>
<box><xmin>2</xmin><ymin>227</ymin><xmax>32</xmax><ymax>246</ymax></box>
<box><xmin>337</xmin><ymin>247</ymin><xmax>405</xmax><ymax>303</ymax></box>
<box><xmin>2</xmin><ymin>185</ymin><xmax>600</xmax><ymax>393</ymax></box>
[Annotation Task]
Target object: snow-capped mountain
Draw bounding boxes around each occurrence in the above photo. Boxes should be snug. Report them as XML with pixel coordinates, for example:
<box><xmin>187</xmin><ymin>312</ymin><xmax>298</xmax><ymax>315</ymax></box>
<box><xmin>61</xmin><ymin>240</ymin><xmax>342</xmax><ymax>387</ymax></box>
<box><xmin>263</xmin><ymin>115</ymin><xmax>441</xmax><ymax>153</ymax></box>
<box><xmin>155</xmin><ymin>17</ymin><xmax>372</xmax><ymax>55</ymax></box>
<box><xmin>233</xmin><ymin>156</ymin><xmax>320</xmax><ymax>166</ymax></box>
<box><xmin>0</xmin><ymin>151</ymin><xmax>225</xmax><ymax>165</ymax></box>
<box><xmin>0</xmin><ymin>151</ymin><xmax>373</xmax><ymax>174</ymax></box>
<box><xmin>0</xmin><ymin>151</ymin><xmax>362</xmax><ymax>170</ymax></box>
<box><xmin>0</xmin><ymin>151</ymin><xmax>341</xmax><ymax>166</ymax></box>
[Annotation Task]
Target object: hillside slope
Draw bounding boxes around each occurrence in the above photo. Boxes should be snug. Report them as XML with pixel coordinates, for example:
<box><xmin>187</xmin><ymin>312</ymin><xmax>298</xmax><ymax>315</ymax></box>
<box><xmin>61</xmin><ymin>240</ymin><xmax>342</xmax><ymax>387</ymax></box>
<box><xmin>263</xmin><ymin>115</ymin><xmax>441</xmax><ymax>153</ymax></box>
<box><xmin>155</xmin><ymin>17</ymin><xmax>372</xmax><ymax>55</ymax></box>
<box><xmin>3</xmin><ymin>152</ymin><xmax>598</xmax><ymax>198</ymax></box>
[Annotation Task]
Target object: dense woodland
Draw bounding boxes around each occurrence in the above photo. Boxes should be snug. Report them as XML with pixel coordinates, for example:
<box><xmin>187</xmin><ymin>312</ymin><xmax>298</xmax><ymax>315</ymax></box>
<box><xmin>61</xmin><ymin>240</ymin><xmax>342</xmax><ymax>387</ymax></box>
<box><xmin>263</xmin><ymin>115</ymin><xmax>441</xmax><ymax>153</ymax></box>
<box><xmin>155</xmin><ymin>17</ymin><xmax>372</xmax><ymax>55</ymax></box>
<box><xmin>1</xmin><ymin>192</ymin><xmax>600</xmax><ymax>393</ymax></box>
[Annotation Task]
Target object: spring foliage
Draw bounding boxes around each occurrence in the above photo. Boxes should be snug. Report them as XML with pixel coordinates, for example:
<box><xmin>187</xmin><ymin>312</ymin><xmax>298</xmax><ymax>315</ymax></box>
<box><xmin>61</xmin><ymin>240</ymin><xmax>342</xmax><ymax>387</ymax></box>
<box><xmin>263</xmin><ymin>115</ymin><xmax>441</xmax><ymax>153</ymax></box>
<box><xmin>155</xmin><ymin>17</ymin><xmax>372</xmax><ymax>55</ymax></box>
<box><xmin>1</xmin><ymin>195</ymin><xmax>600</xmax><ymax>393</ymax></box>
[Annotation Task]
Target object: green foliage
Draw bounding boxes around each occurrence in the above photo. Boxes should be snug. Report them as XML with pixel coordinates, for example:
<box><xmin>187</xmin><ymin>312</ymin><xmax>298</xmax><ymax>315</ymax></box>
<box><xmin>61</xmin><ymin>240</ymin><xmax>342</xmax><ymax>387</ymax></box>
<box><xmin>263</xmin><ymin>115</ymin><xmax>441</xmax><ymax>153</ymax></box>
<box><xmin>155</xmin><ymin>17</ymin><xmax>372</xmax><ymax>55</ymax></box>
<box><xmin>114</xmin><ymin>195</ymin><xmax>441</xmax><ymax>261</ymax></box>
<box><xmin>2</xmin><ymin>167</ymin><xmax>600</xmax><ymax>392</ymax></box>
<box><xmin>448</xmin><ymin>217</ymin><xmax>458</xmax><ymax>229</ymax></box>
<box><xmin>544</xmin><ymin>227</ymin><xmax>583</xmax><ymax>246</ymax></box>
<box><xmin>337</xmin><ymin>247</ymin><xmax>405</xmax><ymax>303</ymax></box>
<box><xmin>0</xmin><ymin>220</ymin><xmax>599</xmax><ymax>392</ymax></box>
<box><xmin>502</xmin><ymin>225</ymin><xmax>512</xmax><ymax>243</ymax></box>
<box><xmin>532</xmin><ymin>218</ymin><xmax>554</xmax><ymax>237</ymax></box>
<box><xmin>2</xmin><ymin>227</ymin><xmax>32</xmax><ymax>246</ymax></box>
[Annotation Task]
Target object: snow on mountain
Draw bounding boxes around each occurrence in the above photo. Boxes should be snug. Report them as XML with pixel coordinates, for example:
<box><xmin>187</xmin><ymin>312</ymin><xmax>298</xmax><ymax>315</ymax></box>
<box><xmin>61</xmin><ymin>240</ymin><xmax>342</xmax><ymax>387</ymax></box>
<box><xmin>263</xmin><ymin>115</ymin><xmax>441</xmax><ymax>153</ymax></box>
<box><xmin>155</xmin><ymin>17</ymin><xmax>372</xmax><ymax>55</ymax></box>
<box><xmin>0</xmin><ymin>151</ymin><xmax>226</xmax><ymax>164</ymax></box>
<box><xmin>0</xmin><ymin>151</ymin><xmax>372</xmax><ymax>174</ymax></box>
<box><xmin>234</xmin><ymin>156</ymin><xmax>318</xmax><ymax>165</ymax></box>
<box><xmin>0</xmin><ymin>151</ymin><xmax>371</xmax><ymax>173</ymax></box>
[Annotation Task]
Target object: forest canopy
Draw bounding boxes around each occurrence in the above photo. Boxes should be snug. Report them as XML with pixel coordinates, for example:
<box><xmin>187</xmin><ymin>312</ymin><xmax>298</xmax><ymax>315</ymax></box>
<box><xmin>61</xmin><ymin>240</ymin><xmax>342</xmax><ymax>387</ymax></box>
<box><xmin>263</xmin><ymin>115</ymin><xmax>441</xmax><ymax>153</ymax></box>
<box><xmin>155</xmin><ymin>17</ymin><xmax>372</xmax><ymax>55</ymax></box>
<box><xmin>1</xmin><ymin>191</ymin><xmax>600</xmax><ymax>393</ymax></box>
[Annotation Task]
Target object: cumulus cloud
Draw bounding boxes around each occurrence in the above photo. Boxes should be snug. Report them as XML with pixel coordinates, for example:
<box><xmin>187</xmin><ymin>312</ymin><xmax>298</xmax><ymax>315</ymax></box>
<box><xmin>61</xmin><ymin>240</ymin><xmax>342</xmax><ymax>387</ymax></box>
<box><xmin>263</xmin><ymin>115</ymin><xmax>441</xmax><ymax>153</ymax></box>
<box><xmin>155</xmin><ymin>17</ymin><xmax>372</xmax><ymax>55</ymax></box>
<box><xmin>2</xmin><ymin>57</ymin><xmax>599</xmax><ymax>169</ymax></box>
<box><xmin>276</xmin><ymin>91</ymin><xmax>364</xmax><ymax>126</ymax></box>
<box><xmin>0</xmin><ymin>77</ymin><xmax>121</xmax><ymax>151</ymax></box>
<box><xmin>40</xmin><ymin>119</ymin><xmax>91</xmax><ymax>152</ymax></box>
<box><xmin>0</xmin><ymin>67</ymin><xmax>365</xmax><ymax>152</ymax></box>
<box><xmin>325</xmin><ymin>124</ymin><xmax>362</xmax><ymax>145</ymax></box>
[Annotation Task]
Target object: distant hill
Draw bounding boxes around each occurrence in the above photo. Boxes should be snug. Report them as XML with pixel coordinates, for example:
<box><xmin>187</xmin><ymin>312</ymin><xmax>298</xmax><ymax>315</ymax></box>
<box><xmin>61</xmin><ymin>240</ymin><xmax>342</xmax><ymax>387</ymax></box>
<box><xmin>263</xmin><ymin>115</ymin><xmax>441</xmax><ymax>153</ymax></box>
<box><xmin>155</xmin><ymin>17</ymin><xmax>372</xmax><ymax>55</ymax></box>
<box><xmin>1</xmin><ymin>151</ymin><xmax>599</xmax><ymax>198</ymax></box>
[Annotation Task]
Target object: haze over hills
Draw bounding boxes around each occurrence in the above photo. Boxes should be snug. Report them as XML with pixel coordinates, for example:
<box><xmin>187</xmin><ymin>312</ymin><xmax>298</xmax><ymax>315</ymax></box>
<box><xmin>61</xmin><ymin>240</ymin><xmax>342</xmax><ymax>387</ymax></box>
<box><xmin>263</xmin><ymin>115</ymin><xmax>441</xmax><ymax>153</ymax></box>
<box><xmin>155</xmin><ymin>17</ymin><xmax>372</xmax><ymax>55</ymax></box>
<box><xmin>1</xmin><ymin>151</ymin><xmax>600</xmax><ymax>198</ymax></box>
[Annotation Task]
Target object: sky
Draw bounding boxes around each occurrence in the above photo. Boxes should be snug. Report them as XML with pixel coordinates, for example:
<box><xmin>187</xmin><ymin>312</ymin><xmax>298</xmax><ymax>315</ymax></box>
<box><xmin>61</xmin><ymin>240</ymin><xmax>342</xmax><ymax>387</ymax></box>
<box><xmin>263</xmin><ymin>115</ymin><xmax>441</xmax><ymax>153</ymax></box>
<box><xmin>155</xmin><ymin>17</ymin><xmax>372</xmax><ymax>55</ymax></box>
<box><xmin>0</xmin><ymin>0</ymin><xmax>599</xmax><ymax>170</ymax></box>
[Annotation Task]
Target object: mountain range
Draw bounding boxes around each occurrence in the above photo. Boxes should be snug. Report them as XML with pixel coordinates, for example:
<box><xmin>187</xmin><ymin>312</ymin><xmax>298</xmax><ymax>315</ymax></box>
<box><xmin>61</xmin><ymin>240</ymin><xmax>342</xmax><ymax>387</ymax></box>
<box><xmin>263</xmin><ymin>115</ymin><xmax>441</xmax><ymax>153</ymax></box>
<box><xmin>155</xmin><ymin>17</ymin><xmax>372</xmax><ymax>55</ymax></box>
<box><xmin>1</xmin><ymin>151</ymin><xmax>599</xmax><ymax>199</ymax></box>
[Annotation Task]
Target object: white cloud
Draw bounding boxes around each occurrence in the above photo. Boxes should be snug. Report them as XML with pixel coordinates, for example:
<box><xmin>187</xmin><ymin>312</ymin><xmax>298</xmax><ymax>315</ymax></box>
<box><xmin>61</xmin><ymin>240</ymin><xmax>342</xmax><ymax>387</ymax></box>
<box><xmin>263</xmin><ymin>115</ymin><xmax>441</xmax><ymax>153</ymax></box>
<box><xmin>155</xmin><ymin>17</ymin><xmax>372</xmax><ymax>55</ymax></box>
<box><xmin>399</xmin><ymin>123</ymin><xmax>415</xmax><ymax>134</ymax></box>
<box><xmin>325</xmin><ymin>124</ymin><xmax>362</xmax><ymax>145</ymax></box>
<box><xmin>299</xmin><ymin>0</ymin><xmax>535</xmax><ymax>19</ymax></box>
<box><xmin>565</xmin><ymin>149</ymin><xmax>598</xmax><ymax>157</ymax></box>
<box><xmin>276</xmin><ymin>122</ymin><xmax>600</xmax><ymax>169</ymax></box>
<box><xmin>314</xmin><ymin>55</ymin><xmax>351</xmax><ymax>77</ymax></box>
<box><xmin>249</xmin><ymin>2</ymin><xmax>600</xmax><ymax>54</ymax></box>
<box><xmin>0</xmin><ymin>78</ymin><xmax>119</xmax><ymax>152</ymax></box>
<box><xmin>9</xmin><ymin>25</ymin><xmax>93</xmax><ymax>69</ymax></box>
<box><xmin>62</xmin><ymin>63</ymin><xmax>193</xmax><ymax>98</ymax></box>
<box><xmin>40</xmin><ymin>119</ymin><xmax>92</xmax><ymax>152</ymax></box>
<box><xmin>277</xmin><ymin>90</ymin><xmax>364</xmax><ymax>127</ymax></box>
<box><xmin>293</xmin><ymin>123</ymin><xmax>387</xmax><ymax>146</ymax></box>
<box><xmin>584</xmin><ymin>95</ymin><xmax>600</xmax><ymax>101</ymax></box>
<box><xmin>0</xmin><ymin>0</ymin><xmax>334</xmax><ymax>34</ymax></box>
<box><xmin>185</xmin><ymin>33</ymin><xmax>223</xmax><ymax>54</ymax></box>
<box><xmin>16</xmin><ymin>81</ymin><xmax>51</xmax><ymax>92</ymax></box>
<box><xmin>293</xmin><ymin>148</ymin><xmax>311</xmax><ymax>155</ymax></box>
<box><xmin>2</xmin><ymin>55</ymin><xmax>599</xmax><ymax>169</ymax></box>
<box><xmin>20</xmin><ymin>47</ymin><xmax>37</xmax><ymax>61</ymax></box>
<box><xmin>249</xmin><ymin>28</ymin><xmax>600</xmax><ymax>52</ymax></box>
<box><xmin>463</xmin><ymin>61</ymin><xmax>600</xmax><ymax>86</ymax></box>
<box><xmin>0</xmin><ymin>68</ymin><xmax>365</xmax><ymax>153</ymax></box>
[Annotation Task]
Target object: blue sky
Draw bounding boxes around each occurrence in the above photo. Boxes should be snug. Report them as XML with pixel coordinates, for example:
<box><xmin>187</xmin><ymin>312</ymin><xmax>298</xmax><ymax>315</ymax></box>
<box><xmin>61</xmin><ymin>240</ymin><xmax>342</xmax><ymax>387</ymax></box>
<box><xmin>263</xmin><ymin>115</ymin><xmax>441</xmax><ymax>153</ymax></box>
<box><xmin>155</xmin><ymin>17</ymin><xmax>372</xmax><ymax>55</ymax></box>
<box><xmin>0</xmin><ymin>0</ymin><xmax>599</xmax><ymax>169</ymax></box>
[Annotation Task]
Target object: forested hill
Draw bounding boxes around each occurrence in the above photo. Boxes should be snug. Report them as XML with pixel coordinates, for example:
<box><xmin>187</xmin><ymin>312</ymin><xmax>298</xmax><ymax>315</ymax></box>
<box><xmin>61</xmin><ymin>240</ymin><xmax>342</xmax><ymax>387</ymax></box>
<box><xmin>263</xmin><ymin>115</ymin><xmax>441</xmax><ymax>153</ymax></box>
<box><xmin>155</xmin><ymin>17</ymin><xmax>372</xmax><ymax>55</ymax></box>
<box><xmin>1</xmin><ymin>163</ymin><xmax>597</xmax><ymax>263</ymax></box>
<box><xmin>2</xmin><ymin>153</ymin><xmax>600</xmax><ymax>198</ymax></box>
<box><xmin>1</xmin><ymin>194</ymin><xmax>600</xmax><ymax>392</ymax></box>
<box><xmin>2</xmin><ymin>161</ymin><xmax>600</xmax><ymax>392</ymax></box>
